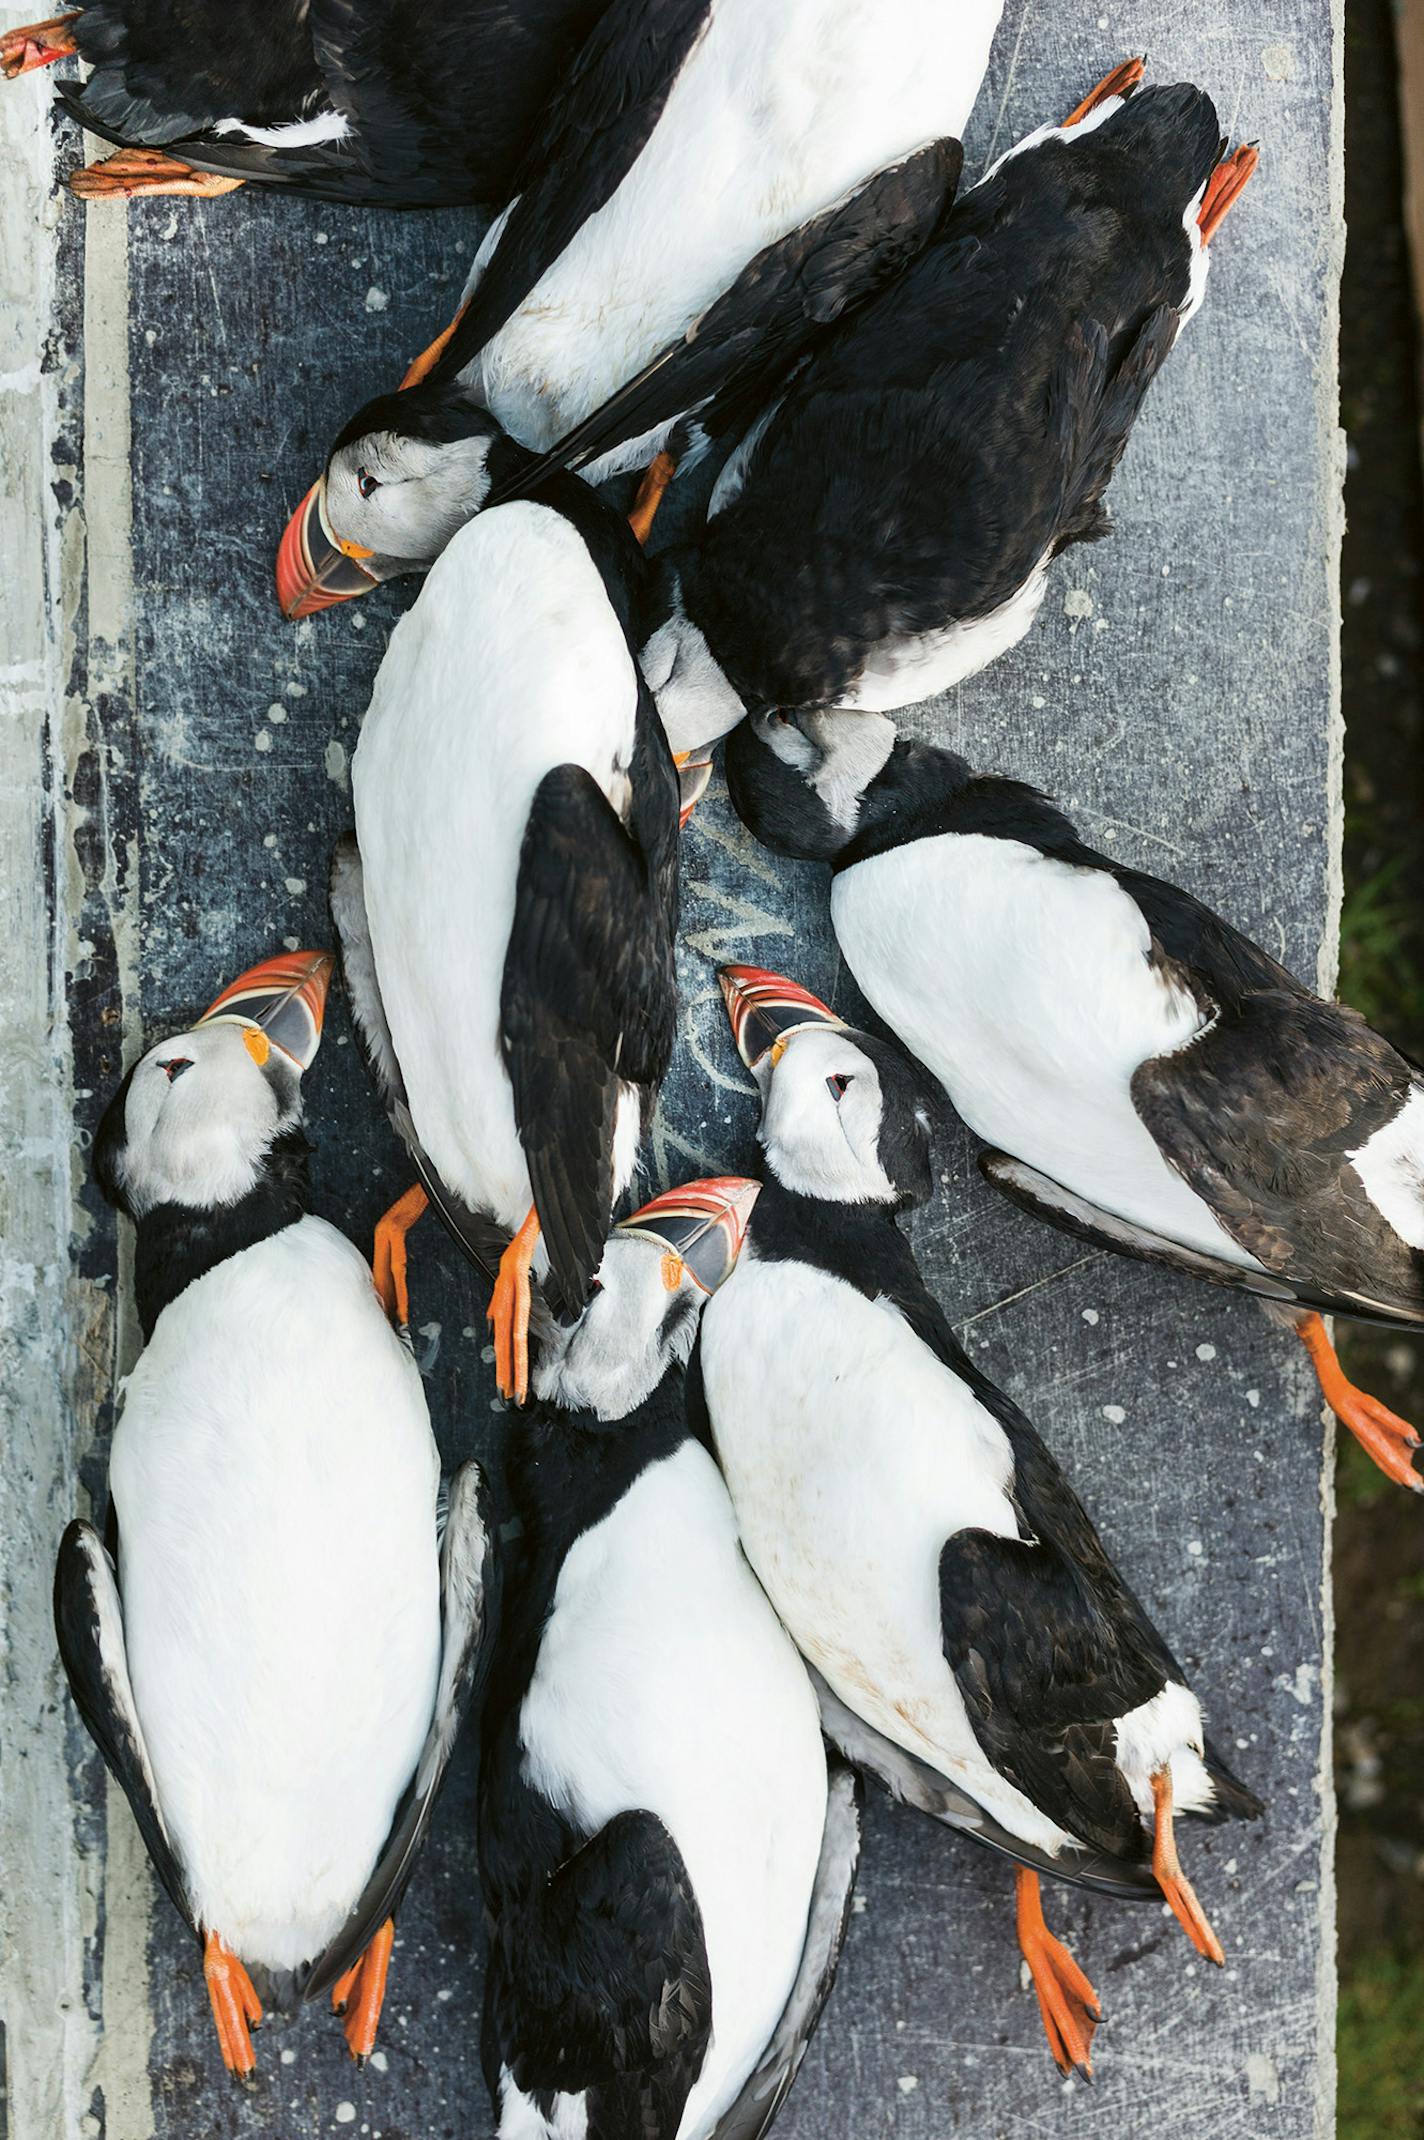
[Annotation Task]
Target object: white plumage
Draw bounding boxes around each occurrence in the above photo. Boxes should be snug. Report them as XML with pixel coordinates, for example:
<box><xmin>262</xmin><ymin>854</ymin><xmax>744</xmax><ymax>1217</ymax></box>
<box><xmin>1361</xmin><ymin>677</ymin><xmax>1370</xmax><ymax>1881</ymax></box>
<box><xmin>352</xmin><ymin>502</ymin><xmax>645</xmax><ymax>1241</ymax></box>
<box><xmin>515</xmin><ymin>1440</ymin><xmax>829</xmax><ymax>2140</ymax></box>
<box><xmin>112</xmin><ymin>1215</ymin><xmax>441</xmax><ymax>1968</ymax></box>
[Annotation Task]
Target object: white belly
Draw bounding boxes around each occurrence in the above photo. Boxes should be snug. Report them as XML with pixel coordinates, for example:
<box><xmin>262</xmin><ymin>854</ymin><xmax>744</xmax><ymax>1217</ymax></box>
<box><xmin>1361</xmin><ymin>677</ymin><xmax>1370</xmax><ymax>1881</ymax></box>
<box><xmin>470</xmin><ymin>0</ymin><xmax>1001</xmax><ymax>457</ymax></box>
<box><xmin>518</xmin><ymin>1442</ymin><xmax>828</xmax><ymax>2138</ymax></box>
<box><xmin>353</xmin><ymin>505</ymin><xmax>643</xmax><ymax>1233</ymax></box>
<box><xmin>837</xmin><ymin>564</ymin><xmax>1051</xmax><ymax>712</ymax></box>
<box><xmin>833</xmin><ymin>833</ymin><xmax>1261</xmax><ymax>1264</ymax></box>
<box><xmin>111</xmin><ymin>1218</ymin><xmax>441</xmax><ymax>1969</ymax></box>
<box><xmin>701</xmin><ymin>1253</ymin><xmax>1073</xmax><ymax>1853</ymax></box>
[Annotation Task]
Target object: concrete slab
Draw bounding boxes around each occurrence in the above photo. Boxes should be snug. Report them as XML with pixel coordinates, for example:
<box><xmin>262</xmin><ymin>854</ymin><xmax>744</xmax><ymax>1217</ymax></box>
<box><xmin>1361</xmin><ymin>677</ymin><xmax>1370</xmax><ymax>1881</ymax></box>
<box><xmin>1</xmin><ymin>1</ymin><xmax>1342</xmax><ymax>2134</ymax></box>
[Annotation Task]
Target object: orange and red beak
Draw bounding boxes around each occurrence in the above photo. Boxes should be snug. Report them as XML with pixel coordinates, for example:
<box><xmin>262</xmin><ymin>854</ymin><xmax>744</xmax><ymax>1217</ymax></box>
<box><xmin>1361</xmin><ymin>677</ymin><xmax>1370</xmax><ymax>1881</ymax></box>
<box><xmin>718</xmin><ymin>964</ymin><xmax>845</xmax><ymax>1073</ymax></box>
<box><xmin>275</xmin><ymin>478</ymin><xmax>383</xmax><ymax>621</ymax></box>
<box><xmin>197</xmin><ymin>949</ymin><xmax>333</xmax><ymax>1071</ymax></box>
<box><xmin>616</xmin><ymin>1176</ymin><xmax>761</xmax><ymax>1293</ymax></box>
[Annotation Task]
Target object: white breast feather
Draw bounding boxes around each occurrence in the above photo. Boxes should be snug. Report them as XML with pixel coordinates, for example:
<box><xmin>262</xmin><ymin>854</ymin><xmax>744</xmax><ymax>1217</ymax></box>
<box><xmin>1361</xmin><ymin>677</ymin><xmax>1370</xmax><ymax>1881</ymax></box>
<box><xmin>517</xmin><ymin>1443</ymin><xmax>828</xmax><ymax>2140</ymax></box>
<box><xmin>466</xmin><ymin>0</ymin><xmax>1002</xmax><ymax>459</ymax></box>
<box><xmin>701</xmin><ymin>1254</ymin><xmax>1082</xmax><ymax>1854</ymax></box>
<box><xmin>833</xmin><ymin>833</ymin><xmax>1264</xmax><ymax>1264</ymax></box>
<box><xmin>1348</xmin><ymin>1083</ymin><xmax>1424</xmax><ymax>1251</ymax></box>
<box><xmin>111</xmin><ymin>1217</ymin><xmax>441</xmax><ymax>1970</ymax></box>
<box><xmin>353</xmin><ymin>505</ymin><xmax>642</xmax><ymax>1233</ymax></box>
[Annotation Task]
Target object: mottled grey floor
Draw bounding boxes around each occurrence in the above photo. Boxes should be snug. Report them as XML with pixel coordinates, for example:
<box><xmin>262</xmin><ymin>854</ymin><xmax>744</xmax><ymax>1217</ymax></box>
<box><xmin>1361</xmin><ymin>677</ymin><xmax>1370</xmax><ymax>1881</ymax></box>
<box><xmin>8</xmin><ymin>0</ymin><xmax>1340</xmax><ymax>2134</ymax></box>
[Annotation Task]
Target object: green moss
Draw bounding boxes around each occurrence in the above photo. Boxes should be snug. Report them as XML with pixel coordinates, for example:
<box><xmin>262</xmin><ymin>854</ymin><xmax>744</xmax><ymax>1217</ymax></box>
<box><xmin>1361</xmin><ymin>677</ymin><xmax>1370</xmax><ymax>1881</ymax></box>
<box><xmin>1339</xmin><ymin>1952</ymin><xmax>1424</xmax><ymax>2139</ymax></box>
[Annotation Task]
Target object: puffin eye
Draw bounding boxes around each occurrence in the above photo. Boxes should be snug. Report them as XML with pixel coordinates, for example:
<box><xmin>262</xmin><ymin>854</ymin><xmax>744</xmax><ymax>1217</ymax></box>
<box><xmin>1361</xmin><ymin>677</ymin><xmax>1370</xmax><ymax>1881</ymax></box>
<box><xmin>827</xmin><ymin>1073</ymin><xmax>852</xmax><ymax>1102</ymax></box>
<box><xmin>161</xmin><ymin>1057</ymin><xmax>193</xmax><ymax>1082</ymax></box>
<box><xmin>357</xmin><ymin>467</ymin><xmax>381</xmax><ymax>500</ymax></box>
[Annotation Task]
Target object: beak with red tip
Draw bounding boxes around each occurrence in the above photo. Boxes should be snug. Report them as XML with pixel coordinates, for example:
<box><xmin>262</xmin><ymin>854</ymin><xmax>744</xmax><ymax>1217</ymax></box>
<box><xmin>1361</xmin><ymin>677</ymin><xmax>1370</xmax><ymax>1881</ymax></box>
<box><xmin>197</xmin><ymin>949</ymin><xmax>333</xmax><ymax>1071</ymax></box>
<box><xmin>675</xmin><ymin>747</ymin><xmax>714</xmax><ymax>828</ymax></box>
<box><xmin>718</xmin><ymin>964</ymin><xmax>845</xmax><ymax>1074</ymax></box>
<box><xmin>616</xmin><ymin>1176</ymin><xmax>761</xmax><ymax>1293</ymax></box>
<box><xmin>276</xmin><ymin>478</ymin><xmax>384</xmax><ymax>621</ymax></box>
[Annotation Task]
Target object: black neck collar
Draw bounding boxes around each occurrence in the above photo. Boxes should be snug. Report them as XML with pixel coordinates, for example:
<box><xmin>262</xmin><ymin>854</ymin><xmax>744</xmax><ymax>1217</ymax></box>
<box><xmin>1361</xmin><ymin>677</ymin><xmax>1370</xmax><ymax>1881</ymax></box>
<box><xmin>130</xmin><ymin>1132</ymin><xmax>312</xmax><ymax>1339</ymax></box>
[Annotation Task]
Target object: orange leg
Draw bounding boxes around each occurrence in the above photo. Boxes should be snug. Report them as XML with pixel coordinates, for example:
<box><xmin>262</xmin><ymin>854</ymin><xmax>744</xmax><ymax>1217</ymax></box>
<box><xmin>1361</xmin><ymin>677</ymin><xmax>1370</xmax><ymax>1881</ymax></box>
<box><xmin>1296</xmin><ymin>1311</ymin><xmax>1422</xmax><ymax>1492</ymax></box>
<box><xmin>1014</xmin><ymin>1867</ymin><xmax>1101</xmax><ymax>2079</ymax></box>
<box><xmin>1151</xmin><ymin>1767</ymin><xmax>1224</xmax><ymax>1965</ymax></box>
<box><xmin>400</xmin><ymin>300</ymin><xmax>470</xmax><ymax>390</ymax></box>
<box><xmin>203</xmin><ymin>1930</ymin><xmax>263</xmax><ymax>2083</ymax></box>
<box><xmin>1</xmin><ymin>9</ymin><xmax>79</xmax><ymax>76</ymax></box>
<box><xmin>372</xmin><ymin>1183</ymin><xmax>430</xmax><ymax>1331</ymax></box>
<box><xmin>331</xmin><ymin>1916</ymin><xmax>395</xmax><ymax>2064</ymax></box>
<box><xmin>1063</xmin><ymin>55</ymin><xmax>1145</xmax><ymax>127</ymax></box>
<box><xmin>488</xmin><ymin>1205</ymin><xmax>541</xmax><ymax>1405</ymax></box>
<box><xmin>1198</xmin><ymin>144</ymin><xmax>1260</xmax><ymax>244</ymax></box>
<box><xmin>627</xmin><ymin>450</ymin><xmax>678</xmax><ymax>546</ymax></box>
<box><xmin>69</xmin><ymin>146</ymin><xmax>245</xmax><ymax>200</ymax></box>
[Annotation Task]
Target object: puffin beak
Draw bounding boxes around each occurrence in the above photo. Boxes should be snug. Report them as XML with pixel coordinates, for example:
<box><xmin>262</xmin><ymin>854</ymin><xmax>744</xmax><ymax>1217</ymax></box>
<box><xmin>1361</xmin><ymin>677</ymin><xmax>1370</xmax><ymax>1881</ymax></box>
<box><xmin>275</xmin><ymin>478</ymin><xmax>383</xmax><ymax>621</ymax></box>
<box><xmin>197</xmin><ymin>949</ymin><xmax>334</xmax><ymax>1071</ymax></box>
<box><xmin>615</xmin><ymin>1176</ymin><xmax>761</xmax><ymax>1293</ymax></box>
<box><xmin>718</xmin><ymin>964</ymin><xmax>845</xmax><ymax>1073</ymax></box>
<box><xmin>674</xmin><ymin>747</ymin><xmax>714</xmax><ymax>828</ymax></box>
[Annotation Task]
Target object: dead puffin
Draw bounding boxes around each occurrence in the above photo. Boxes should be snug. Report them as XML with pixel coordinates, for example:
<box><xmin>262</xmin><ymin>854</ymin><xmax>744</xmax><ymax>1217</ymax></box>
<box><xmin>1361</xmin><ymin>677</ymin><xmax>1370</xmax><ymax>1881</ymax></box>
<box><xmin>480</xmin><ymin>1176</ymin><xmax>862</xmax><ymax>2140</ymax></box>
<box><xmin>4</xmin><ymin>0</ymin><xmax>611</xmax><ymax>205</ymax></box>
<box><xmin>700</xmin><ymin>965</ymin><xmax>1262</xmax><ymax>2077</ymax></box>
<box><xmin>330</xmin><ymin>473</ymin><xmax>702</xmax><ymax>1405</ymax></box>
<box><xmin>54</xmin><ymin>947</ymin><xmax>496</xmax><ymax>2080</ymax></box>
<box><xmin>638</xmin><ymin>60</ymin><xmax>1259</xmax><ymax>758</ymax></box>
<box><xmin>725</xmin><ymin>709</ymin><xmax>1424</xmax><ymax>1494</ymax></box>
<box><xmin>274</xmin><ymin>0</ymin><xmax>996</xmax><ymax>616</ymax></box>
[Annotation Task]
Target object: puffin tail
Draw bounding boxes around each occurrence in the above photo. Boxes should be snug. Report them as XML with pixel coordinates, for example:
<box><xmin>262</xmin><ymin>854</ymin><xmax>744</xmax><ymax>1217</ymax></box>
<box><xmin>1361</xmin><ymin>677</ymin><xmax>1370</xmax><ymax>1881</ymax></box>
<box><xmin>1092</xmin><ymin>78</ymin><xmax>1225</xmax><ymax>207</ymax></box>
<box><xmin>1199</xmin><ymin>1734</ymin><xmax>1265</xmax><ymax>1824</ymax></box>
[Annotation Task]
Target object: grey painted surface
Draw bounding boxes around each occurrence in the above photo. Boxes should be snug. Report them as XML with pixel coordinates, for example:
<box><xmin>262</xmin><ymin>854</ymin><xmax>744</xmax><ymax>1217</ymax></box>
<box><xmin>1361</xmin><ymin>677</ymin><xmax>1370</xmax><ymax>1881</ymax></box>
<box><xmin>1</xmin><ymin>1</ymin><xmax>1342</xmax><ymax>2134</ymax></box>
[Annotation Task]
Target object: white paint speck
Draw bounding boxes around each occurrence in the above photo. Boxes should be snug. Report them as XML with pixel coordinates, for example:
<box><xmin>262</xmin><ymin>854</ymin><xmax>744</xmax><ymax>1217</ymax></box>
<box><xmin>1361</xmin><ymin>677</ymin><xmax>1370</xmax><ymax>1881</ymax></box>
<box><xmin>366</xmin><ymin>286</ymin><xmax>390</xmax><ymax>312</ymax></box>
<box><xmin>852</xmin><ymin>1892</ymin><xmax>868</xmax><ymax>1914</ymax></box>
<box><xmin>281</xmin><ymin>2047</ymin><xmax>297</xmax><ymax>2066</ymax></box>
<box><xmin>325</xmin><ymin>738</ymin><xmax>349</xmax><ymax>790</ymax></box>
<box><xmin>1063</xmin><ymin>587</ymin><xmax>1094</xmax><ymax>623</ymax></box>
<box><xmin>1261</xmin><ymin>43</ymin><xmax>1294</xmax><ymax>81</ymax></box>
<box><xmin>896</xmin><ymin>2077</ymin><xmax>919</xmax><ymax>2097</ymax></box>
<box><xmin>1187</xmin><ymin>1540</ymin><xmax>1203</xmax><ymax>1557</ymax></box>
<box><xmin>316</xmin><ymin>229</ymin><xmax>329</xmax><ymax>244</ymax></box>
<box><xmin>1246</xmin><ymin>2053</ymin><xmax>1281</xmax><ymax>2104</ymax></box>
<box><xmin>1102</xmin><ymin>1403</ymin><xmax>1126</xmax><ymax>1425</ymax></box>
<box><xmin>1246</xmin><ymin>1387</ymin><xmax>1261</xmax><ymax>1408</ymax></box>
<box><xmin>370</xmin><ymin>2051</ymin><xmax>389</xmax><ymax>2073</ymax></box>
<box><xmin>335</xmin><ymin>2104</ymin><xmax>357</xmax><ymax>2125</ymax></box>
<box><xmin>284</xmin><ymin>877</ymin><xmax>307</xmax><ymax>896</ymax></box>
<box><xmin>1196</xmin><ymin>1343</ymin><xmax>1217</xmax><ymax>1362</ymax></box>
<box><xmin>1081</xmin><ymin>1307</ymin><xmax>1100</xmax><ymax>1326</ymax></box>
<box><xmin>263</xmin><ymin>832</ymin><xmax>278</xmax><ymax>849</ymax></box>
<box><xmin>285</xmin><ymin>680</ymin><xmax>307</xmax><ymax>697</ymax></box>
<box><xmin>254</xmin><ymin>730</ymin><xmax>273</xmax><ymax>753</ymax></box>
<box><xmin>1031</xmin><ymin>693</ymin><xmax>1047</xmax><ymax>709</ymax></box>
<box><xmin>267</xmin><ymin>701</ymin><xmax>288</xmax><ymax>723</ymax></box>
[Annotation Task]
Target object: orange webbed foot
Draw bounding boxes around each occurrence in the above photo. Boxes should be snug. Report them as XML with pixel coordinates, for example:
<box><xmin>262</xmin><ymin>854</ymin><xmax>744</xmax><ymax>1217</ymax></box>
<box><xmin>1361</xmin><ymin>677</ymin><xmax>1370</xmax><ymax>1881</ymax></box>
<box><xmin>372</xmin><ymin>1183</ymin><xmax>430</xmax><ymax>1331</ymax></box>
<box><xmin>1296</xmin><ymin>1311</ymin><xmax>1422</xmax><ymax>1493</ymax></box>
<box><xmin>1198</xmin><ymin>143</ymin><xmax>1260</xmax><ymax>244</ymax></box>
<box><xmin>332</xmin><ymin>1917</ymin><xmax>395</xmax><ymax>2064</ymax></box>
<box><xmin>1063</xmin><ymin>56</ymin><xmax>1145</xmax><ymax>127</ymax></box>
<box><xmin>488</xmin><ymin>1206</ymin><xmax>541</xmax><ymax>1404</ymax></box>
<box><xmin>1151</xmin><ymin>1767</ymin><xmax>1225</xmax><ymax>1965</ymax></box>
<box><xmin>627</xmin><ymin>450</ymin><xmax>678</xmax><ymax>545</ymax></box>
<box><xmin>2</xmin><ymin>10</ymin><xmax>79</xmax><ymax>76</ymax></box>
<box><xmin>1015</xmin><ymin>1867</ymin><xmax>1101</xmax><ymax>2079</ymax></box>
<box><xmin>68</xmin><ymin>146</ymin><xmax>245</xmax><ymax>200</ymax></box>
<box><xmin>203</xmin><ymin>1930</ymin><xmax>263</xmax><ymax>2083</ymax></box>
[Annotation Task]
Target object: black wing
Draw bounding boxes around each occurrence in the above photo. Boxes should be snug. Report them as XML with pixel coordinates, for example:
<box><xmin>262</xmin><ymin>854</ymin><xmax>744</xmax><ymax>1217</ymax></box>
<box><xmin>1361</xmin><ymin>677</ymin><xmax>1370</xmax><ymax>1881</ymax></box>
<box><xmin>1132</xmin><ymin>985</ymin><xmax>1424</xmax><ymax>1322</ymax></box>
<box><xmin>329</xmin><ymin>831</ymin><xmax>511</xmax><ymax>1286</ymax></box>
<box><xmin>493</xmin><ymin>139</ymin><xmax>962</xmax><ymax>504</ymax></box>
<box><xmin>710</xmin><ymin>1761</ymin><xmax>861</xmax><ymax>2140</ymax></box>
<box><xmin>484</xmin><ymin>1806</ymin><xmax>712</xmax><ymax>2136</ymax></box>
<box><xmin>500</xmin><ymin>716</ymin><xmax>679</xmax><ymax>1314</ymax></box>
<box><xmin>57</xmin><ymin>0</ymin><xmax>318</xmax><ymax>144</ymax></box>
<box><xmin>303</xmin><ymin>1463</ymin><xmax>500</xmax><ymax>2001</ymax></box>
<box><xmin>54</xmin><ymin>1520</ymin><xmax>196</xmax><ymax>1935</ymax></box>
<box><xmin>431</xmin><ymin>0</ymin><xmax>711</xmax><ymax>381</ymax></box>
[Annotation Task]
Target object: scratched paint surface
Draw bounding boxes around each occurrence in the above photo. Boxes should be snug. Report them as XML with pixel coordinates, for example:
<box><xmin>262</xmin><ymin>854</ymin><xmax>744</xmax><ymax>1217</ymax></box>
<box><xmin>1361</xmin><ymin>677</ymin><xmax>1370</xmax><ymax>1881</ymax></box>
<box><xmin>33</xmin><ymin>1</ymin><xmax>1340</xmax><ymax>2133</ymax></box>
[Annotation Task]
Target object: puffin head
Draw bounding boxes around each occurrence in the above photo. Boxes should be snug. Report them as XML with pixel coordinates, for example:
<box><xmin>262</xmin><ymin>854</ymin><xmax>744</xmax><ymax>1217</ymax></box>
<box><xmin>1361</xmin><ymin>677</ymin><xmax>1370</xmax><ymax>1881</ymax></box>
<box><xmin>93</xmin><ymin>950</ymin><xmax>332</xmax><ymax>1220</ymax></box>
<box><xmin>719</xmin><ymin>964</ymin><xmax>934</xmax><ymax>1210</ymax></box>
<box><xmin>275</xmin><ymin>385</ymin><xmax>537</xmax><ymax>620</ymax></box>
<box><xmin>724</xmin><ymin>708</ymin><xmax>897</xmax><ymax>861</ymax></box>
<box><xmin>532</xmin><ymin>1176</ymin><xmax>760</xmax><ymax>1420</ymax></box>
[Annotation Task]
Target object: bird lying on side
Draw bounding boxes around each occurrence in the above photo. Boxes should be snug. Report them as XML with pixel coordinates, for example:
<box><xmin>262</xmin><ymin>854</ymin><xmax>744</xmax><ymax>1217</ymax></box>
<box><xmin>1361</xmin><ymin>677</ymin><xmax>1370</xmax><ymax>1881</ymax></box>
<box><xmin>5</xmin><ymin>0</ymin><xmax>611</xmax><ymax>205</ymax></box>
<box><xmin>55</xmin><ymin>948</ymin><xmax>495</xmax><ymax>2081</ymax></box>
<box><xmin>699</xmin><ymin>966</ymin><xmax>1262</xmax><ymax>2077</ymax></box>
<box><xmin>726</xmin><ymin>708</ymin><xmax>1424</xmax><ymax>1494</ymax></box>
<box><xmin>480</xmin><ymin>1175</ymin><xmax>861</xmax><ymax>2140</ymax></box>
<box><xmin>331</xmin><ymin>474</ymin><xmax>704</xmax><ymax>1403</ymax></box>
<box><xmin>275</xmin><ymin>0</ymin><xmax>997</xmax><ymax>616</ymax></box>
<box><xmin>641</xmin><ymin>59</ymin><xmax>1259</xmax><ymax>759</ymax></box>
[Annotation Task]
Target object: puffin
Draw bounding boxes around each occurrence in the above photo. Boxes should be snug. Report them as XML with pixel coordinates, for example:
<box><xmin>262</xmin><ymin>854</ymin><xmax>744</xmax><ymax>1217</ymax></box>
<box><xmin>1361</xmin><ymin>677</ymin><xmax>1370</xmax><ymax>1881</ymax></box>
<box><xmin>330</xmin><ymin>473</ymin><xmax>702</xmax><ymax>1404</ymax></box>
<box><xmin>5</xmin><ymin>0</ymin><xmax>611</xmax><ymax>205</ymax></box>
<box><xmin>638</xmin><ymin>60</ymin><xmax>1260</xmax><ymax>758</ymax></box>
<box><xmin>54</xmin><ymin>947</ymin><xmax>496</xmax><ymax>2080</ymax></box>
<box><xmin>274</xmin><ymin>0</ymin><xmax>997</xmax><ymax>617</ymax></box>
<box><xmin>725</xmin><ymin>709</ymin><xmax>1424</xmax><ymax>1495</ymax></box>
<box><xmin>480</xmin><ymin>1174</ymin><xmax>862</xmax><ymax>2140</ymax></box>
<box><xmin>700</xmin><ymin>965</ymin><xmax>1262</xmax><ymax>2078</ymax></box>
